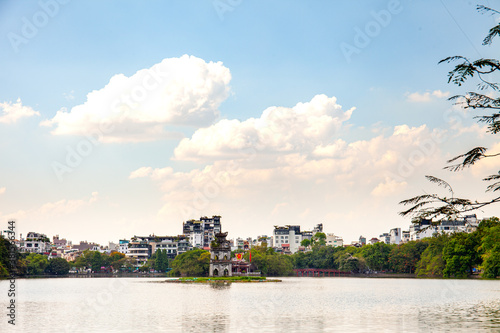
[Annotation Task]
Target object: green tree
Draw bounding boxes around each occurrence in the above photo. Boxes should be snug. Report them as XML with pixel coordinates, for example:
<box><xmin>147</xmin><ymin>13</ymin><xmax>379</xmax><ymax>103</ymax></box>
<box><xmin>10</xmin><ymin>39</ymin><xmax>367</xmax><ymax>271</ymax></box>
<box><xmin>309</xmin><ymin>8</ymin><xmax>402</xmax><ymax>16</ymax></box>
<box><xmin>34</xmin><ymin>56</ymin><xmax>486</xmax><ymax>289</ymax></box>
<box><xmin>0</xmin><ymin>262</ymin><xmax>8</xmax><ymax>277</ymax></box>
<box><xmin>479</xmin><ymin>223</ymin><xmax>500</xmax><ymax>278</ymax></box>
<box><xmin>154</xmin><ymin>249</ymin><xmax>169</xmax><ymax>272</ymax></box>
<box><xmin>25</xmin><ymin>253</ymin><xmax>49</xmax><ymax>275</ymax></box>
<box><xmin>170</xmin><ymin>249</ymin><xmax>209</xmax><ymax>277</ymax></box>
<box><xmin>46</xmin><ymin>257</ymin><xmax>70</xmax><ymax>275</ymax></box>
<box><xmin>335</xmin><ymin>252</ymin><xmax>366</xmax><ymax>273</ymax></box>
<box><xmin>0</xmin><ymin>235</ymin><xmax>21</xmax><ymax>276</ymax></box>
<box><xmin>400</xmin><ymin>7</ymin><xmax>500</xmax><ymax>222</ymax></box>
<box><xmin>312</xmin><ymin>232</ymin><xmax>327</xmax><ymax>246</ymax></box>
<box><xmin>442</xmin><ymin>232</ymin><xmax>480</xmax><ymax>278</ymax></box>
<box><xmin>415</xmin><ymin>234</ymin><xmax>449</xmax><ymax>277</ymax></box>
<box><xmin>478</xmin><ymin>216</ymin><xmax>500</xmax><ymax>230</ymax></box>
<box><xmin>300</xmin><ymin>239</ymin><xmax>311</xmax><ymax>247</ymax></box>
<box><xmin>89</xmin><ymin>251</ymin><xmax>104</xmax><ymax>272</ymax></box>
<box><xmin>481</xmin><ymin>246</ymin><xmax>500</xmax><ymax>278</ymax></box>
<box><xmin>109</xmin><ymin>252</ymin><xmax>126</xmax><ymax>270</ymax></box>
<box><xmin>360</xmin><ymin>243</ymin><xmax>393</xmax><ymax>271</ymax></box>
<box><xmin>265</xmin><ymin>254</ymin><xmax>293</xmax><ymax>276</ymax></box>
<box><xmin>0</xmin><ymin>235</ymin><xmax>12</xmax><ymax>276</ymax></box>
<box><xmin>388</xmin><ymin>241</ymin><xmax>428</xmax><ymax>274</ymax></box>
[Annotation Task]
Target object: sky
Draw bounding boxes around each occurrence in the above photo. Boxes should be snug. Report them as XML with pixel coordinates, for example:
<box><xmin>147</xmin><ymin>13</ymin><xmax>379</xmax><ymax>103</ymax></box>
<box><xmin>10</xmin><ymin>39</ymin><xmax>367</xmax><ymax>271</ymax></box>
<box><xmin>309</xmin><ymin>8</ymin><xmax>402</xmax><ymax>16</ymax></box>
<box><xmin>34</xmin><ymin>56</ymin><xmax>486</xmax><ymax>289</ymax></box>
<box><xmin>1</xmin><ymin>0</ymin><xmax>500</xmax><ymax>245</ymax></box>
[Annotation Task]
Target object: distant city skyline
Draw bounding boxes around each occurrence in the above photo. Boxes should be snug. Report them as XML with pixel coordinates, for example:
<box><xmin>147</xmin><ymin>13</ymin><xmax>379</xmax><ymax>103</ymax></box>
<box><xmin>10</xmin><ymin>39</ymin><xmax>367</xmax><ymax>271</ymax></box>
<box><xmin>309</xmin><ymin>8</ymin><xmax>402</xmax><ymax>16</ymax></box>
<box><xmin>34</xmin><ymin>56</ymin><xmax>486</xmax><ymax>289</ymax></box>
<box><xmin>1</xmin><ymin>1</ymin><xmax>499</xmax><ymax>245</ymax></box>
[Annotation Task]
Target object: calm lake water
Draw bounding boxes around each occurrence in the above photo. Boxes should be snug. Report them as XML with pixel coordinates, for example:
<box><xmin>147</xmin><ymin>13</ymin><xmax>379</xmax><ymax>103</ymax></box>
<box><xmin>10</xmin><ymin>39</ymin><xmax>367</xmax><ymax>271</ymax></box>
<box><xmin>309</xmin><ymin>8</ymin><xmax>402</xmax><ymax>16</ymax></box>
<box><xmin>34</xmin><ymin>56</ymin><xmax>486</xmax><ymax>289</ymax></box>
<box><xmin>1</xmin><ymin>277</ymin><xmax>499</xmax><ymax>332</ymax></box>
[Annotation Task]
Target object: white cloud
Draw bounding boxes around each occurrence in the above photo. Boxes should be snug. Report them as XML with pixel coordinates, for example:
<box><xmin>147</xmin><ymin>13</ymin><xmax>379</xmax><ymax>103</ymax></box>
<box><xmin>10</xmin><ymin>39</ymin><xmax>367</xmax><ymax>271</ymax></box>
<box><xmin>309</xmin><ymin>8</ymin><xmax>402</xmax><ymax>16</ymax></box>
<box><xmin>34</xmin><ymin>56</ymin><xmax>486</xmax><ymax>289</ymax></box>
<box><xmin>432</xmin><ymin>90</ymin><xmax>450</xmax><ymax>99</ymax></box>
<box><xmin>38</xmin><ymin>192</ymin><xmax>99</xmax><ymax>216</ymax></box>
<box><xmin>41</xmin><ymin>55</ymin><xmax>231</xmax><ymax>143</ymax></box>
<box><xmin>132</xmin><ymin>98</ymin><xmax>450</xmax><ymax>240</ymax></box>
<box><xmin>0</xmin><ymin>187</ymin><xmax>5</xmax><ymax>195</ymax></box>
<box><xmin>312</xmin><ymin>140</ymin><xmax>347</xmax><ymax>158</ymax></box>
<box><xmin>174</xmin><ymin>94</ymin><xmax>354</xmax><ymax>162</ymax></box>
<box><xmin>0</xmin><ymin>98</ymin><xmax>40</xmax><ymax>124</ymax></box>
<box><xmin>406</xmin><ymin>90</ymin><xmax>450</xmax><ymax>103</ymax></box>
<box><xmin>0</xmin><ymin>192</ymin><xmax>99</xmax><ymax>231</ymax></box>
<box><xmin>371</xmin><ymin>177</ymin><xmax>407</xmax><ymax>197</ymax></box>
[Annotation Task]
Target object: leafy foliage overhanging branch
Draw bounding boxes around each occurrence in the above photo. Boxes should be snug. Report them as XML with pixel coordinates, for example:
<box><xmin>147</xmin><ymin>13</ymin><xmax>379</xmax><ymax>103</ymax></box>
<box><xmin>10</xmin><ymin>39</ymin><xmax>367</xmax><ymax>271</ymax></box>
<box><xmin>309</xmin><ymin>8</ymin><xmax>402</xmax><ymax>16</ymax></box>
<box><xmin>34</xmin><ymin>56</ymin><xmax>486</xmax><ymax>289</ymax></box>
<box><xmin>400</xmin><ymin>6</ymin><xmax>500</xmax><ymax>223</ymax></box>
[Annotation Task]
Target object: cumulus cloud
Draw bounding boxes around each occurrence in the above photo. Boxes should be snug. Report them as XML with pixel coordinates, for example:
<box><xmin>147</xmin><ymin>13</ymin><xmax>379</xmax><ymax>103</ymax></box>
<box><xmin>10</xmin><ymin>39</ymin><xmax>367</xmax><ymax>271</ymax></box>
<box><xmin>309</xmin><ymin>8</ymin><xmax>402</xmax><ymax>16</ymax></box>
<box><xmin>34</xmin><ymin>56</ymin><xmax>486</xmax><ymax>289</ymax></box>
<box><xmin>0</xmin><ymin>192</ymin><xmax>99</xmax><ymax>228</ymax></box>
<box><xmin>174</xmin><ymin>94</ymin><xmax>354</xmax><ymax>162</ymax></box>
<box><xmin>371</xmin><ymin>177</ymin><xmax>407</xmax><ymax>197</ymax></box>
<box><xmin>132</xmin><ymin>113</ymin><xmax>447</xmax><ymax>237</ymax></box>
<box><xmin>38</xmin><ymin>192</ymin><xmax>99</xmax><ymax>216</ymax></box>
<box><xmin>130</xmin><ymin>90</ymin><xmax>499</xmax><ymax>241</ymax></box>
<box><xmin>41</xmin><ymin>55</ymin><xmax>231</xmax><ymax>143</ymax></box>
<box><xmin>0</xmin><ymin>98</ymin><xmax>40</xmax><ymax>124</ymax></box>
<box><xmin>406</xmin><ymin>90</ymin><xmax>450</xmax><ymax>103</ymax></box>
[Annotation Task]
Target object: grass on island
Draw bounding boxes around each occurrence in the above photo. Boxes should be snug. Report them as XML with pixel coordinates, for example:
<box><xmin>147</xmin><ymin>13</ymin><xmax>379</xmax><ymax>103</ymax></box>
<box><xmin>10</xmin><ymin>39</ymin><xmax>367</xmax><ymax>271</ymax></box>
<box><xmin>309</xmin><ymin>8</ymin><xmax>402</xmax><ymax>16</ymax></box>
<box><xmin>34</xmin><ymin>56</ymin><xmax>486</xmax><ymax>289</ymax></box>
<box><xmin>178</xmin><ymin>276</ymin><xmax>266</xmax><ymax>282</ymax></box>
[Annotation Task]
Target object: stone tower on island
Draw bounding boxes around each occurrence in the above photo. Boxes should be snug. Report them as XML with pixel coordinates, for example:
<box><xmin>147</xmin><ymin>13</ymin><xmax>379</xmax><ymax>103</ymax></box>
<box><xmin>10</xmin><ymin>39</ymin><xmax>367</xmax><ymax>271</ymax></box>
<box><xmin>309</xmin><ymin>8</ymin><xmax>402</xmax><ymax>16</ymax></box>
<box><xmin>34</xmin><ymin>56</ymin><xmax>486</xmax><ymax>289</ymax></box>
<box><xmin>209</xmin><ymin>232</ymin><xmax>232</xmax><ymax>277</ymax></box>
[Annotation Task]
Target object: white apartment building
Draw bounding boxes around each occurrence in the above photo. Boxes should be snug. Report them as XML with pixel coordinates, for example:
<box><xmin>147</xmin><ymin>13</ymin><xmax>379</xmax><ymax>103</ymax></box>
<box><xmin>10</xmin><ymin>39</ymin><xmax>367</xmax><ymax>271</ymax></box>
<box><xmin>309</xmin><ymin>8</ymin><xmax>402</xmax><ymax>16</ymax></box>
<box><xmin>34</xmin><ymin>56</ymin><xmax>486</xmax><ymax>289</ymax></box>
<box><xmin>274</xmin><ymin>225</ymin><xmax>302</xmax><ymax>254</ymax></box>
<box><xmin>379</xmin><ymin>233</ymin><xmax>390</xmax><ymax>244</ymax></box>
<box><xmin>126</xmin><ymin>240</ymin><xmax>151</xmax><ymax>266</ymax></box>
<box><xmin>409</xmin><ymin>215</ymin><xmax>479</xmax><ymax>241</ymax></box>
<box><xmin>182</xmin><ymin>216</ymin><xmax>222</xmax><ymax>248</ymax></box>
<box><xmin>401</xmin><ymin>231</ymin><xmax>410</xmax><ymax>243</ymax></box>
<box><xmin>118</xmin><ymin>239</ymin><xmax>129</xmax><ymax>254</ymax></box>
<box><xmin>390</xmin><ymin>228</ymin><xmax>401</xmax><ymax>245</ymax></box>
<box><xmin>22</xmin><ymin>232</ymin><xmax>51</xmax><ymax>254</ymax></box>
<box><xmin>326</xmin><ymin>233</ymin><xmax>343</xmax><ymax>247</ymax></box>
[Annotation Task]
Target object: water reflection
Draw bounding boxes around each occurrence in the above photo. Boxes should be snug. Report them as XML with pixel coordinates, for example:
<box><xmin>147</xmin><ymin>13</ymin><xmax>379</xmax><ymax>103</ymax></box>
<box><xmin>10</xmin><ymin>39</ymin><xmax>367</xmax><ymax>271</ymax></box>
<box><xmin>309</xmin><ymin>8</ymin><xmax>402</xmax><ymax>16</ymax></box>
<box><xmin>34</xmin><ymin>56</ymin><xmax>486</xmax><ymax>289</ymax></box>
<box><xmin>210</xmin><ymin>281</ymin><xmax>232</xmax><ymax>289</ymax></box>
<box><xmin>182</xmin><ymin>313</ymin><xmax>229</xmax><ymax>332</ymax></box>
<box><xmin>1</xmin><ymin>277</ymin><xmax>499</xmax><ymax>332</ymax></box>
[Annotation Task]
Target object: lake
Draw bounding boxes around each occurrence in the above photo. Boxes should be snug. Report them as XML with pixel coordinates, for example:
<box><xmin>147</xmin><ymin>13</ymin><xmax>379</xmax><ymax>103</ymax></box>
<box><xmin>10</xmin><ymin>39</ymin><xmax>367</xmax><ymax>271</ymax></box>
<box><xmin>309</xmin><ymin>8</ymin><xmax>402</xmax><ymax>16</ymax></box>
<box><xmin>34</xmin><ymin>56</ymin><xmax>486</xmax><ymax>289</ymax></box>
<box><xmin>1</xmin><ymin>277</ymin><xmax>499</xmax><ymax>332</ymax></box>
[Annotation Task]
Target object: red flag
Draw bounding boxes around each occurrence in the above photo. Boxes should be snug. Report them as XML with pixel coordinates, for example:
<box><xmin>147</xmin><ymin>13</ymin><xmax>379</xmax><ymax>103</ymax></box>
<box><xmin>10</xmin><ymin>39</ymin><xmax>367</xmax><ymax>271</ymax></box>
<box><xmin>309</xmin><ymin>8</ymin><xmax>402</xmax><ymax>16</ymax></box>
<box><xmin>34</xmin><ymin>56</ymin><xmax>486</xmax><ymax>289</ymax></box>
<box><xmin>249</xmin><ymin>250</ymin><xmax>251</xmax><ymax>263</ymax></box>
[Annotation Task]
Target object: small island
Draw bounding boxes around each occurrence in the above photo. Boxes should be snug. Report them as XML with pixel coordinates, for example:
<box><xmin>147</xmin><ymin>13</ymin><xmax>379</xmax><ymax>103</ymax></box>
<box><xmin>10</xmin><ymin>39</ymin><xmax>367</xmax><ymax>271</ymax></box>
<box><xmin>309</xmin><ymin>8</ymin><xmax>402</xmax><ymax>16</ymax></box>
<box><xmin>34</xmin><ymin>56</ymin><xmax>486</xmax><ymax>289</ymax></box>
<box><xmin>165</xmin><ymin>276</ymin><xmax>281</xmax><ymax>283</ymax></box>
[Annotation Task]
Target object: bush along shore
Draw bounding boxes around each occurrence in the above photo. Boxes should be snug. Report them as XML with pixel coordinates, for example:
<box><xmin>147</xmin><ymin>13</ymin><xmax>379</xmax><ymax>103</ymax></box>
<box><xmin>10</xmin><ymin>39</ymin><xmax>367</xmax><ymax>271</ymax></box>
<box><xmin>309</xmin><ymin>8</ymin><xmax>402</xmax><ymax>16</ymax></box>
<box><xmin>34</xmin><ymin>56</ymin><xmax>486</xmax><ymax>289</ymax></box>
<box><xmin>165</xmin><ymin>276</ymin><xmax>281</xmax><ymax>283</ymax></box>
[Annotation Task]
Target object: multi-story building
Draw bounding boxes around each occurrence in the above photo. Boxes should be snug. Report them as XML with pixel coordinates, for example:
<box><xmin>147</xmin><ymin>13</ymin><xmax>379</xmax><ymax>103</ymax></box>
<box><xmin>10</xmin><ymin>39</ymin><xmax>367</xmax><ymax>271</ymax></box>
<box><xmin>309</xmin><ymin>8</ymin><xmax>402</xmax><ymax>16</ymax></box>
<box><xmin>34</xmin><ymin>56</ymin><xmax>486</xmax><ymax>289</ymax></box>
<box><xmin>313</xmin><ymin>223</ymin><xmax>323</xmax><ymax>234</ymax></box>
<box><xmin>118</xmin><ymin>239</ymin><xmax>130</xmax><ymax>254</ymax></box>
<box><xmin>408</xmin><ymin>215</ymin><xmax>479</xmax><ymax>241</ymax></box>
<box><xmin>183</xmin><ymin>219</ymin><xmax>203</xmax><ymax>247</ymax></box>
<box><xmin>379</xmin><ymin>233</ymin><xmax>390</xmax><ymax>244</ymax></box>
<box><xmin>235</xmin><ymin>237</ymin><xmax>245</xmax><ymax>250</ymax></box>
<box><xmin>274</xmin><ymin>225</ymin><xmax>302</xmax><ymax>253</ymax></box>
<box><xmin>52</xmin><ymin>235</ymin><xmax>68</xmax><ymax>247</ymax></box>
<box><xmin>126</xmin><ymin>240</ymin><xmax>151</xmax><ymax>266</ymax></box>
<box><xmin>128</xmin><ymin>235</ymin><xmax>193</xmax><ymax>264</ymax></box>
<box><xmin>390</xmin><ymin>228</ymin><xmax>401</xmax><ymax>244</ymax></box>
<box><xmin>301</xmin><ymin>230</ymin><xmax>313</xmax><ymax>242</ymax></box>
<box><xmin>151</xmin><ymin>236</ymin><xmax>192</xmax><ymax>259</ymax></box>
<box><xmin>182</xmin><ymin>215</ymin><xmax>221</xmax><ymax>248</ymax></box>
<box><xmin>107</xmin><ymin>242</ymin><xmax>119</xmax><ymax>253</ymax></box>
<box><xmin>401</xmin><ymin>231</ymin><xmax>410</xmax><ymax>243</ymax></box>
<box><xmin>409</xmin><ymin>219</ymin><xmax>434</xmax><ymax>241</ymax></box>
<box><xmin>22</xmin><ymin>232</ymin><xmax>51</xmax><ymax>254</ymax></box>
<box><xmin>359</xmin><ymin>235</ymin><xmax>366</xmax><ymax>246</ymax></box>
<box><xmin>273</xmin><ymin>224</ymin><xmax>331</xmax><ymax>253</ymax></box>
<box><xmin>256</xmin><ymin>235</ymin><xmax>273</xmax><ymax>247</ymax></box>
<box><xmin>177</xmin><ymin>238</ymin><xmax>192</xmax><ymax>254</ymax></box>
<box><xmin>326</xmin><ymin>233</ymin><xmax>343</xmax><ymax>247</ymax></box>
<box><xmin>72</xmin><ymin>241</ymin><xmax>100</xmax><ymax>252</ymax></box>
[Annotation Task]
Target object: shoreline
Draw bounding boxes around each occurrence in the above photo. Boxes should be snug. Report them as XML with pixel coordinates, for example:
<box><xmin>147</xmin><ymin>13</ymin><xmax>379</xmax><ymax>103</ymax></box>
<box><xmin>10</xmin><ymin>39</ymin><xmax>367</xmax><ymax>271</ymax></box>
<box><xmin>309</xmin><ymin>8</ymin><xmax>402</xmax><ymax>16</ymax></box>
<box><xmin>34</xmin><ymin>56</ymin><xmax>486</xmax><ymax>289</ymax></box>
<box><xmin>1</xmin><ymin>272</ymin><xmax>492</xmax><ymax>280</ymax></box>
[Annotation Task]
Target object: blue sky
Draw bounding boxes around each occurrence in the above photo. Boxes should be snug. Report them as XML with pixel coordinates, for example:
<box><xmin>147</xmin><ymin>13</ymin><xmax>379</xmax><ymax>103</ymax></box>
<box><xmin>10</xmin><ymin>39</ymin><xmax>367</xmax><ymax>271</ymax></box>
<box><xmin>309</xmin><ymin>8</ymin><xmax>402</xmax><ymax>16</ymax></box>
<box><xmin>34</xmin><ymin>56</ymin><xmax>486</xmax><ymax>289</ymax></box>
<box><xmin>0</xmin><ymin>0</ymin><xmax>499</xmax><ymax>244</ymax></box>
